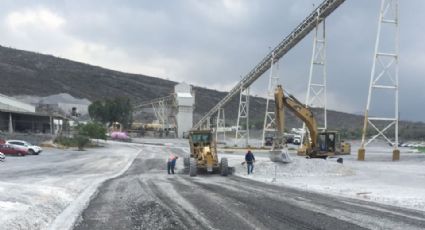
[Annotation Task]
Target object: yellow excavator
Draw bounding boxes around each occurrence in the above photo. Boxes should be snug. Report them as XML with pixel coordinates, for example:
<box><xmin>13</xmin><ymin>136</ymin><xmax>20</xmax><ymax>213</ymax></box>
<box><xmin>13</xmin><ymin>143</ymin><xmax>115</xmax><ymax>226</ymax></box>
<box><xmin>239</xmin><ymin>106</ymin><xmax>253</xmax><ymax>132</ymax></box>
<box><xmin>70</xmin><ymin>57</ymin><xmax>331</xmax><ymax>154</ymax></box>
<box><xmin>273</xmin><ymin>85</ymin><xmax>351</xmax><ymax>159</ymax></box>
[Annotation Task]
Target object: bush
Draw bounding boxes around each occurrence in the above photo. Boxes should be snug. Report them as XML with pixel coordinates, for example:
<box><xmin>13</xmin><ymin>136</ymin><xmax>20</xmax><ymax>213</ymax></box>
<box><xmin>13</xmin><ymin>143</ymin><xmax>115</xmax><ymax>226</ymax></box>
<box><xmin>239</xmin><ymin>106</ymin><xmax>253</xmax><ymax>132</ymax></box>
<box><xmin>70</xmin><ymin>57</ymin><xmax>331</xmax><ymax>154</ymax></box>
<box><xmin>78</xmin><ymin>123</ymin><xmax>107</xmax><ymax>140</ymax></box>
<box><xmin>54</xmin><ymin>123</ymin><xmax>106</xmax><ymax>150</ymax></box>
<box><xmin>75</xmin><ymin>135</ymin><xmax>90</xmax><ymax>151</ymax></box>
<box><xmin>54</xmin><ymin>136</ymin><xmax>76</xmax><ymax>147</ymax></box>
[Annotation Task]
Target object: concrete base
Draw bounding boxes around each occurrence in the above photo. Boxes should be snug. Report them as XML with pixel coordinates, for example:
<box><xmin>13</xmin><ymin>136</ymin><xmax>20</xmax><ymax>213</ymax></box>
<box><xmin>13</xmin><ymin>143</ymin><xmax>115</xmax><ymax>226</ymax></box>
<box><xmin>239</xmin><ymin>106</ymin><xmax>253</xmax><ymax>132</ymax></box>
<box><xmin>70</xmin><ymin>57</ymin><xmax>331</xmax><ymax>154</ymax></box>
<box><xmin>297</xmin><ymin>146</ymin><xmax>307</xmax><ymax>156</ymax></box>
<box><xmin>392</xmin><ymin>149</ymin><xmax>400</xmax><ymax>161</ymax></box>
<box><xmin>357</xmin><ymin>148</ymin><xmax>365</xmax><ymax>161</ymax></box>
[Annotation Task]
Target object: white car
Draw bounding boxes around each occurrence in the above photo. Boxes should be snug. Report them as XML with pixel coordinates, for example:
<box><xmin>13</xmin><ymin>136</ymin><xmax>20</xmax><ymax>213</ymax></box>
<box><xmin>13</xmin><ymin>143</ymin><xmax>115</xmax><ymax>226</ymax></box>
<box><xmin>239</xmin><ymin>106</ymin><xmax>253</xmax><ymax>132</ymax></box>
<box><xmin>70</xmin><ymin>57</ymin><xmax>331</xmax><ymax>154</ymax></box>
<box><xmin>0</xmin><ymin>152</ymin><xmax>5</xmax><ymax>161</ymax></box>
<box><xmin>6</xmin><ymin>140</ymin><xmax>43</xmax><ymax>155</ymax></box>
<box><xmin>293</xmin><ymin>135</ymin><xmax>301</xmax><ymax>145</ymax></box>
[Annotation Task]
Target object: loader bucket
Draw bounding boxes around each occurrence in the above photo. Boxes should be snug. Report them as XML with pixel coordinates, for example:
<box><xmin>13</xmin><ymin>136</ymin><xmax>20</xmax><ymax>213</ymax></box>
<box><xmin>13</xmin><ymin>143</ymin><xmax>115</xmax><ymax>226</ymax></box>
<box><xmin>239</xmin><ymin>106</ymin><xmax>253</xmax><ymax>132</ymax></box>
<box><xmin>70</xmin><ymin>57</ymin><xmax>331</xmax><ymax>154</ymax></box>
<box><xmin>269</xmin><ymin>149</ymin><xmax>292</xmax><ymax>163</ymax></box>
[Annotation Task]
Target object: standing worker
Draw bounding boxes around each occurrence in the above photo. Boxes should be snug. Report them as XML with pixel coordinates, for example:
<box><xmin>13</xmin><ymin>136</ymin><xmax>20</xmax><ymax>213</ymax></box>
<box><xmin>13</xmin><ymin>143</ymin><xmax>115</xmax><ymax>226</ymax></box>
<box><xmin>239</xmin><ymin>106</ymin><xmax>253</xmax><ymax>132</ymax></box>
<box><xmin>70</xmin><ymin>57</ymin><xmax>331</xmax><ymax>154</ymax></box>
<box><xmin>245</xmin><ymin>149</ymin><xmax>255</xmax><ymax>174</ymax></box>
<box><xmin>167</xmin><ymin>154</ymin><xmax>178</xmax><ymax>174</ymax></box>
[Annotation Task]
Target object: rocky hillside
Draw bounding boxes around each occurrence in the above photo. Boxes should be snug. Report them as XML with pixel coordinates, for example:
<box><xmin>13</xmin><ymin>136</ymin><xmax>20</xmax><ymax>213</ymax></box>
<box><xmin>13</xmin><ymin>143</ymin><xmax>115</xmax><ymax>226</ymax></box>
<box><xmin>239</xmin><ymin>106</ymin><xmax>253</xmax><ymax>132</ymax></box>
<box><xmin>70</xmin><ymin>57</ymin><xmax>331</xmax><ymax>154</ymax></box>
<box><xmin>0</xmin><ymin>45</ymin><xmax>424</xmax><ymax>140</ymax></box>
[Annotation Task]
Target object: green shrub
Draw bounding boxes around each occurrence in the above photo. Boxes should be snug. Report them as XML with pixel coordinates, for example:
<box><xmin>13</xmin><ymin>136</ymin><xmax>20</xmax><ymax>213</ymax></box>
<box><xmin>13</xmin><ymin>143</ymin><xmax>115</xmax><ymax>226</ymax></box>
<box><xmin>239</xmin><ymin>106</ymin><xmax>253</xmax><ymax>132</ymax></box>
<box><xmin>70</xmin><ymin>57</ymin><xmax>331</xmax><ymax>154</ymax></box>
<box><xmin>75</xmin><ymin>135</ymin><xmax>90</xmax><ymax>151</ymax></box>
<box><xmin>54</xmin><ymin>122</ymin><xmax>106</xmax><ymax>150</ymax></box>
<box><xmin>54</xmin><ymin>136</ymin><xmax>77</xmax><ymax>147</ymax></box>
<box><xmin>78</xmin><ymin>123</ymin><xmax>107</xmax><ymax>140</ymax></box>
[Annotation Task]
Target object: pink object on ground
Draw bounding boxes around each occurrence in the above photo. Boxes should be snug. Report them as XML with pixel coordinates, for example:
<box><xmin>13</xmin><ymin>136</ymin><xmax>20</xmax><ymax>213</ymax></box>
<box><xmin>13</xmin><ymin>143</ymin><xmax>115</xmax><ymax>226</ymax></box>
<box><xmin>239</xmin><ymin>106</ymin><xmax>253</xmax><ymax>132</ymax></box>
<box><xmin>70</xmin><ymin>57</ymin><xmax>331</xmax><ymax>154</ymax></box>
<box><xmin>111</xmin><ymin>132</ymin><xmax>129</xmax><ymax>140</ymax></box>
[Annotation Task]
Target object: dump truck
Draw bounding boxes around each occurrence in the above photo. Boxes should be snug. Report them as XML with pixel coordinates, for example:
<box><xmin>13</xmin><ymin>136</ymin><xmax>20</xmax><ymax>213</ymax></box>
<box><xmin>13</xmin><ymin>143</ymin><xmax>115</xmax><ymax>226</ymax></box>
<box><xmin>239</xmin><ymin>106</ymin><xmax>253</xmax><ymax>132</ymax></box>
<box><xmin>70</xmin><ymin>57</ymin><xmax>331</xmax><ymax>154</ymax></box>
<box><xmin>273</xmin><ymin>85</ymin><xmax>351</xmax><ymax>158</ymax></box>
<box><xmin>185</xmin><ymin>129</ymin><xmax>230</xmax><ymax>177</ymax></box>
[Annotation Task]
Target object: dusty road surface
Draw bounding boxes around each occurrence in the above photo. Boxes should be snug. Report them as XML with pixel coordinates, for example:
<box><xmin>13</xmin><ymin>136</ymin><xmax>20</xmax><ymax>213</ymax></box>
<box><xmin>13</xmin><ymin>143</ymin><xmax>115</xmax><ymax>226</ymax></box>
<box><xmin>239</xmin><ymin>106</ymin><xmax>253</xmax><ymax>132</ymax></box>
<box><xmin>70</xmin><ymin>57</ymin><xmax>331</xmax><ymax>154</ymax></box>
<box><xmin>0</xmin><ymin>143</ymin><xmax>139</xmax><ymax>230</ymax></box>
<box><xmin>74</xmin><ymin>143</ymin><xmax>425</xmax><ymax>230</ymax></box>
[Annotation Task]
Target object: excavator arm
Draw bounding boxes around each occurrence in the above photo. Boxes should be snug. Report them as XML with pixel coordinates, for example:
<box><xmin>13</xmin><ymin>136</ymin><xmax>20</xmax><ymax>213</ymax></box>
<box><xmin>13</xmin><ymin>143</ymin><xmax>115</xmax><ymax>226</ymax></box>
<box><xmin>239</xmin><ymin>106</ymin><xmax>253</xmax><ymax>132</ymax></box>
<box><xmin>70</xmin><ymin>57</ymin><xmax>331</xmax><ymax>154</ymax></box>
<box><xmin>274</xmin><ymin>85</ymin><xmax>318</xmax><ymax>149</ymax></box>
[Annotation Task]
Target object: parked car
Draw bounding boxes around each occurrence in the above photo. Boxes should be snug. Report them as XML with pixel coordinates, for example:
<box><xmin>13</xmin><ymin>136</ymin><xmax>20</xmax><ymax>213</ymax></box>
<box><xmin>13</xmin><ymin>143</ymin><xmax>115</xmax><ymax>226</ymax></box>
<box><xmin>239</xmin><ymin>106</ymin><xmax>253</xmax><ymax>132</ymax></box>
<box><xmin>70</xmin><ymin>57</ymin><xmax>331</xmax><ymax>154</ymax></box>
<box><xmin>0</xmin><ymin>152</ymin><xmax>5</xmax><ymax>161</ymax></box>
<box><xmin>0</xmin><ymin>144</ymin><xmax>28</xmax><ymax>156</ymax></box>
<box><xmin>264</xmin><ymin>136</ymin><xmax>273</xmax><ymax>146</ymax></box>
<box><xmin>293</xmin><ymin>135</ymin><xmax>301</xmax><ymax>145</ymax></box>
<box><xmin>6</xmin><ymin>140</ymin><xmax>42</xmax><ymax>155</ymax></box>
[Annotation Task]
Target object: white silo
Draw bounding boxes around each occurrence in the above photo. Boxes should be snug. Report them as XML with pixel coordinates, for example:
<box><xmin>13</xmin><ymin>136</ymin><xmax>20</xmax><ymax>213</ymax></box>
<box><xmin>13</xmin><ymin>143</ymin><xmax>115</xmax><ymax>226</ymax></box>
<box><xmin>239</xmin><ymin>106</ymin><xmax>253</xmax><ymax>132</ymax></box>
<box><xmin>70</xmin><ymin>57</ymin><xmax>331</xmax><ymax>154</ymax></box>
<box><xmin>175</xmin><ymin>83</ymin><xmax>194</xmax><ymax>138</ymax></box>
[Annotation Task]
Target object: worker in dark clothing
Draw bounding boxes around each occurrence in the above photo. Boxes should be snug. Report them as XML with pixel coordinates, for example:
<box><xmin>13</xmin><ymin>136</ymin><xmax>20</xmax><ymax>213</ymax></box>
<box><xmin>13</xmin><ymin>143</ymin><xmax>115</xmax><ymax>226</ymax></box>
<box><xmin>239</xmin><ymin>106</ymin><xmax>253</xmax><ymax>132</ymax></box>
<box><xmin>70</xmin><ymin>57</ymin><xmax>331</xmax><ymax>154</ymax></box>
<box><xmin>167</xmin><ymin>154</ymin><xmax>178</xmax><ymax>174</ymax></box>
<box><xmin>245</xmin><ymin>150</ymin><xmax>255</xmax><ymax>174</ymax></box>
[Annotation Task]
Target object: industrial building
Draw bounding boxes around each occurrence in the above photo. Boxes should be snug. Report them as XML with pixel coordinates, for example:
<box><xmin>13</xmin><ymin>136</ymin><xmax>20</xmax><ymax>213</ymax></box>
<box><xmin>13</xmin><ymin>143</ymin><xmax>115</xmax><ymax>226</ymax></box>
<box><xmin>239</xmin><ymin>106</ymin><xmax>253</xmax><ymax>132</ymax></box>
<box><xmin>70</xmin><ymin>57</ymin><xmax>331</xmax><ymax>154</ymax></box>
<box><xmin>0</xmin><ymin>93</ymin><xmax>66</xmax><ymax>134</ymax></box>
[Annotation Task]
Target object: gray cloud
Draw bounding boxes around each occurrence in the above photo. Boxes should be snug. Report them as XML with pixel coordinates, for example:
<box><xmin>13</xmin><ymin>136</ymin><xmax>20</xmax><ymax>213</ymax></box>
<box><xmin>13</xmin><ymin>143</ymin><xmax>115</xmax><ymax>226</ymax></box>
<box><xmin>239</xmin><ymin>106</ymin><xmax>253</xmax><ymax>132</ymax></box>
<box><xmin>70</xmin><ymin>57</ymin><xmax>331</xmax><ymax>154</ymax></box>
<box><xmin>0</xmin><ymin>0</ymin><xmax>423</xmax><ymax>122</ymax></box>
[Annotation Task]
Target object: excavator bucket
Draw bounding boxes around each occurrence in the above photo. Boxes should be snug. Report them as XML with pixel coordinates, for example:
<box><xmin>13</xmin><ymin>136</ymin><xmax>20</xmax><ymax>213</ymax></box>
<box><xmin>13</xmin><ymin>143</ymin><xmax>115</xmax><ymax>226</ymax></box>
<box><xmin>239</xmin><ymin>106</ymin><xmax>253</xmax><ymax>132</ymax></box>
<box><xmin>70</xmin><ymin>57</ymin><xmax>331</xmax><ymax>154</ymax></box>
<box><xmin>269</xmin><ymin>149</ymin><xmax>292</xmax><ymax>163</ymax></box>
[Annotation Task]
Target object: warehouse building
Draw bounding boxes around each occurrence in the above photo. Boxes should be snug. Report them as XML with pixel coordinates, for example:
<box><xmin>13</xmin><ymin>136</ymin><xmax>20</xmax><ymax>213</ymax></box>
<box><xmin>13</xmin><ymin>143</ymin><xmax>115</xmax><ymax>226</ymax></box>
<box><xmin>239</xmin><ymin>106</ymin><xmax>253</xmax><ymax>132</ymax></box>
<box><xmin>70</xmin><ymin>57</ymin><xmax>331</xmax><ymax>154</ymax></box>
<box><xmin>0</xmin><ymin>93</ymin><xmax>65</xmax><ymax>134</ymax></box>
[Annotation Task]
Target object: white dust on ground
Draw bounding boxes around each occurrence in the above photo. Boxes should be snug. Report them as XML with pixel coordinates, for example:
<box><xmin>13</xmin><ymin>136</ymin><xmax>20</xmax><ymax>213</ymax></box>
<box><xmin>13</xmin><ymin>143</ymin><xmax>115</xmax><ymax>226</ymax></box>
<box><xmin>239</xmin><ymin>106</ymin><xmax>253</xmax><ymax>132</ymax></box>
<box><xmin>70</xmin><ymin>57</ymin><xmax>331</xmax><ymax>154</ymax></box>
<box><xmin>0</xmin><ymin>142</ymin><xmax>139</xmax><ymax>230</ymax></box>
<box><xmin>223</xmin><ymin>143</ymin><xmax>425</xmax><ymax>212</ymax></box>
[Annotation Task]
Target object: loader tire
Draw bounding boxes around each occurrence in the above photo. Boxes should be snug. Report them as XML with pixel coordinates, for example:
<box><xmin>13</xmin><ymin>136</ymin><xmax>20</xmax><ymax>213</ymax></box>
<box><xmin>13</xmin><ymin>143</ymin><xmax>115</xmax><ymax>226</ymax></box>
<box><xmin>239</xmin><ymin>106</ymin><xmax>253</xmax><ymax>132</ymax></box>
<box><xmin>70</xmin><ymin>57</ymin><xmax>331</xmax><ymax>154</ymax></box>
<box><xmin>189</xmin><ymin>158</ymin><xmax>197</xmax><ymax>177</ymax></box>
<box><xmin>220</xmin><ymin>158</ymin><xmax>228</xmax><ymax>176</ymax></box>
<box><xmin>183</xmin><ymin>157</ymin><xmax>190</xmax><ymax>169</ymax></box>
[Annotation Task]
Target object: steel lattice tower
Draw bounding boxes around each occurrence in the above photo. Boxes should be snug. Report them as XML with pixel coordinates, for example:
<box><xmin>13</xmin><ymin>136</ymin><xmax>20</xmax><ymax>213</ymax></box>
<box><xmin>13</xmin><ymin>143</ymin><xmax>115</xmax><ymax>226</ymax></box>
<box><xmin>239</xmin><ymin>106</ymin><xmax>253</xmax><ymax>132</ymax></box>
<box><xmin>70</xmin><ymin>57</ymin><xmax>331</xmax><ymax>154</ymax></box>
<box><xmin>235</xmin><ymin>87</ymin><xmax>250</xmax><ymax>147</ymax></box>
<box><xmin>152</xmin><ymin>99</ymin><xmax>167</xmax><ymax>131</ymax></box>
<box><xmin>215</xmin><ymin>108</ymin><xmax>226</xmax><ymax>145</ymax></box>
<box><xmin>301</xmin><ymin>14</ymin><xmax>328</xmax><ymax>146</ymax></box>
<box><xmin>358</xmin><ymin>0</ymin><xmax>399</xmax><ymax>161</ymax></box>
<box><xmin>261</xmin><ymin>52</ymin><xmax>280</xmax><ymax>147</ymax></box>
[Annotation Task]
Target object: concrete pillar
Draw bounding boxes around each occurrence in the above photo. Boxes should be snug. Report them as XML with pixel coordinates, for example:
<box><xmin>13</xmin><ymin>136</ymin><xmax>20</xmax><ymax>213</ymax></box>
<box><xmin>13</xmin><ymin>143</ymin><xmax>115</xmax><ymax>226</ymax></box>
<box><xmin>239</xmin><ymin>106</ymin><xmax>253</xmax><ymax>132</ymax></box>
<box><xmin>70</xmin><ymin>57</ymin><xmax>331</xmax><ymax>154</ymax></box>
<box><xmin>357</xmin><ymin>148</ymin><xmax>365</xmax><ymax>161</ymax></box>
<box><xmin>8</xmin><ymin>113</ymin><xmax>13</xmax><ymax>134</ymax></box>
<box><xmin>50</xmin><ymin>116</ymin><xmax>53</xmax><ymax>134</ymax></box>
<box><xmin>392</xmin><ymin>149</ymin><xmax>400</xmax><ymax>161</ymax></box>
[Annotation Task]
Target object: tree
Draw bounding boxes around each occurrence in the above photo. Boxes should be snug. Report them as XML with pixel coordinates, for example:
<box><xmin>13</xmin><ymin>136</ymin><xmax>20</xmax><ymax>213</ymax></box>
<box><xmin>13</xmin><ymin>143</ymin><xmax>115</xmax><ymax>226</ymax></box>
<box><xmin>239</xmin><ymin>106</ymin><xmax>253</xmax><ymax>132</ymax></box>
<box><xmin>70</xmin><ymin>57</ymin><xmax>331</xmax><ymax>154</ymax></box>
<box><xmin>88</xmin><ymin>101</ymin><xmax>107</xmax><ymax>124</ymax></box>
<box><xmin>78</xmin><ymin>122</ymin><xmax>107</xmax><ymax>140</ymax></box>
<box><xmin>88</xmin><ymin>97</ymin><xmax>133</xmax><ymax>128</ymax></box>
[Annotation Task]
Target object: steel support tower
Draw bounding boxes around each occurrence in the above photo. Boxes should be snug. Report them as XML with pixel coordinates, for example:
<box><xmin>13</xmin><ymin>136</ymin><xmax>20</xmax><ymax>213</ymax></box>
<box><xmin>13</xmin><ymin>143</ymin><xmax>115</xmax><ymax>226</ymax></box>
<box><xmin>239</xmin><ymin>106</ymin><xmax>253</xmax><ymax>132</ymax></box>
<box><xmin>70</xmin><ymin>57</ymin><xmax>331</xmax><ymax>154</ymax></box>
<box><xmin>358</xmin><ymin>0</ymin><xmax>399</xmax><ymax>161</ymax></box>
<box><xmin>134</xmin><ymin>94</ymin><xmax>178</xmax><ymax>136</ymax></box>
<box><xmin>261</xmin><ymin>52</ymin><xmax>280</xmax><ymax>147</ymax></box>
<box><xmin>235</xmin><ymin>87</ymin><xmax>250</xmax><ymax>147</ymax></box>
<box><xmin>301</xmin><ymin>15</ymin><xmax>328</xmax><ymax>146</ymax></box>
<box><xmin>215</xmin><ymin>108</ymin><xmax>226</xmax><ymax>144</ymax></box>
<box><xmin>152</xmin><ymin>98</ymin><xmax>167</xmax><ymax>130</ymax></box>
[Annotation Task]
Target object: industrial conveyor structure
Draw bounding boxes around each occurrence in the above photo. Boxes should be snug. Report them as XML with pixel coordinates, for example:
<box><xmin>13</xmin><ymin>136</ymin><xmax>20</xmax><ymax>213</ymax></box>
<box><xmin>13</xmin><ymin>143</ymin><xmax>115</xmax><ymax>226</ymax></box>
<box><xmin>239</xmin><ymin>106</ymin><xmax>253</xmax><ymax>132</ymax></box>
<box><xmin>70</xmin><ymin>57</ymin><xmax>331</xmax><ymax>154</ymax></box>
<box><xmin>193</xmin><ymin>0</ymin><xmax>345</xmax><ymax>130</ymax></box>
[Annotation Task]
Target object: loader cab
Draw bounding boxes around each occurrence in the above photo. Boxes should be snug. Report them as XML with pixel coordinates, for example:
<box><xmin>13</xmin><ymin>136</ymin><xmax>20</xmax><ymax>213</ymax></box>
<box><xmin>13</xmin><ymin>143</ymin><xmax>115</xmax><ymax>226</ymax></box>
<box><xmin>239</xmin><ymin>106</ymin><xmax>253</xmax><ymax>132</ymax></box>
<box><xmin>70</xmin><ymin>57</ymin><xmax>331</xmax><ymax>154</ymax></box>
<box><xmin>188</xmin><ymin>130</ymin><xmax>216</xmax><ymax>159</ymax></box>
<box><xmin>191</xmin><ymin>132</ymin><xmax>212</xmax><ymax>144</ymax></box>
<box><xmin>187</xmin><ymin>129</ymin><xmax>225</xmax><ymax>176</ymax></box>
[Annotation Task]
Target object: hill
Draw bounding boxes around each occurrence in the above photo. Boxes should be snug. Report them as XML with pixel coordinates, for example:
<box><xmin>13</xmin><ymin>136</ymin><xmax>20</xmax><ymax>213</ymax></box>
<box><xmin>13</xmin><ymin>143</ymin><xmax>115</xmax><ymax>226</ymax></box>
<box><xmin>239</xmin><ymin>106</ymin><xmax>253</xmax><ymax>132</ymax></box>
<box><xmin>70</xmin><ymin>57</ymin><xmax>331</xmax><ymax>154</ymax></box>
<box><xmin>0</xmin><ymin>45</ymin><xmax>423</xmax><ymax>140</ymax></box>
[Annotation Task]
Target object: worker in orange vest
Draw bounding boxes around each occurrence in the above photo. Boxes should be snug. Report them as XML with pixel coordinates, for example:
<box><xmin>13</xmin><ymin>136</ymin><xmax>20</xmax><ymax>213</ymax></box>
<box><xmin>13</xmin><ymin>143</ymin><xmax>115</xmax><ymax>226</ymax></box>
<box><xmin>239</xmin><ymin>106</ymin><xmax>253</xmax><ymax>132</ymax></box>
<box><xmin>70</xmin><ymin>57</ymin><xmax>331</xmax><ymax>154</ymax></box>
<box><xmin>167</xmin><ymin>154</ymin><xmax>178</xmax><ymax>174</ymax></box>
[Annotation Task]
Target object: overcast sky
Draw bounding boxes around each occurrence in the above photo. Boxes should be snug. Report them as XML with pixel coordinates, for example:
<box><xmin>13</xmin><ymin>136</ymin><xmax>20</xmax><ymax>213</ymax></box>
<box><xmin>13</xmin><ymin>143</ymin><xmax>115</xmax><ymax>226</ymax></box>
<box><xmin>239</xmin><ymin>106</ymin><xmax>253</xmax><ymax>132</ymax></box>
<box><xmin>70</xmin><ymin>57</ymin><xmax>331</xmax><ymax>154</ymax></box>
<box><xmin>0</xmin><ymin>0</ymin><xmax>424</xmax><ymax>122</ymax></box>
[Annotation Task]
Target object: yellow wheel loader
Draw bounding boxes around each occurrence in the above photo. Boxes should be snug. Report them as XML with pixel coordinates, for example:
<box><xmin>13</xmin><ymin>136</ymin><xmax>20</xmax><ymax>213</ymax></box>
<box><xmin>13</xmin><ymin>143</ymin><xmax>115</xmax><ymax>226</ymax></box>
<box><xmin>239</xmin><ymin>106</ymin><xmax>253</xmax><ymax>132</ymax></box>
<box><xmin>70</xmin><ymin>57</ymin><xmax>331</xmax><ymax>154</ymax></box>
<box><xmin>185</xmin><ymin>130</ymin><xmax>231</xmax><ymax>177</ymax></box>
<box><xmin>273</xmin><ymin>85</ymin><xmax>351</xmax><ymax>159</ymax></box>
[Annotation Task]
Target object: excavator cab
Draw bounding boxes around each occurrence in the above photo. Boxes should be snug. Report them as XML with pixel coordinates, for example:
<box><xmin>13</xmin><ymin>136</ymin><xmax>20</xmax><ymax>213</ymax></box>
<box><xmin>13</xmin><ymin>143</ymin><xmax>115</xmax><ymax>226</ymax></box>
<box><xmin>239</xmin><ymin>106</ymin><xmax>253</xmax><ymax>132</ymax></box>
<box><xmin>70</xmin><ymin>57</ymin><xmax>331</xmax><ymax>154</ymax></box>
<box><xmin>317</xmin><ymin>131</ymin><xmax>337</xmax><ymax>156</ymax></box>
<box><xmin>314</xmin><ymin>131</ymin><xmax>350</xmax><ymax>157</ymax></box>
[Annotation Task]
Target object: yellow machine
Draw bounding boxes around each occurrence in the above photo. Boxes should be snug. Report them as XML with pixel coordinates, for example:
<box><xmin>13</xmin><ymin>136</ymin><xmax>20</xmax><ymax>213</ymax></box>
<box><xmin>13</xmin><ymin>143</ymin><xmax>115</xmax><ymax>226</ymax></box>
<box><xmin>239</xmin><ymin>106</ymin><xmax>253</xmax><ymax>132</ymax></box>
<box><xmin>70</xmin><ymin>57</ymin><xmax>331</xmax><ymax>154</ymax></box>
<box><xmin>110</xmin><ymin>122</ymin><xmax>123</xmax><ymax>132</ymax></box>
<box><xmin>274</xmin><ymin>85</ymin><xmax>351</xmax><ymax>158</ymax></box>
<box><xmin>186</xmin><ymin>130</ymin><xmax>229</xmax><ymax>177</ymax></box>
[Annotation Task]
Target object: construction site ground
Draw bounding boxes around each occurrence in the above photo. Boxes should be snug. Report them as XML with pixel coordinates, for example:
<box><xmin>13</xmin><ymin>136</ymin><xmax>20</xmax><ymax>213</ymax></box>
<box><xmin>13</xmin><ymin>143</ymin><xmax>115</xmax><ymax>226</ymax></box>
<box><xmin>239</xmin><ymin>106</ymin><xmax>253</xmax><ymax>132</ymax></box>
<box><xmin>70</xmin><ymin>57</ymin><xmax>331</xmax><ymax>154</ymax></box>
<box><xmin>1</xmin><ymin>139</ymin><xmax>424</xmax><ymax>230</ymax></box>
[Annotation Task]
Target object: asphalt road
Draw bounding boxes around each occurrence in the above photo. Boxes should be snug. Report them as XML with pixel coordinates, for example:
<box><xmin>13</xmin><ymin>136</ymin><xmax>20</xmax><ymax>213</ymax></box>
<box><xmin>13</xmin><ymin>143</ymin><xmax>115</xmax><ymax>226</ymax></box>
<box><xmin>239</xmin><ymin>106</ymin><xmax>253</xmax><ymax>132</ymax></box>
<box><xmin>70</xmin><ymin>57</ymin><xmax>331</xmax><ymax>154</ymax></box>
<box><xmin>74</xmin><ymin>144</ymin><xmax>425</xmax><ymax>230</ymax></box>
